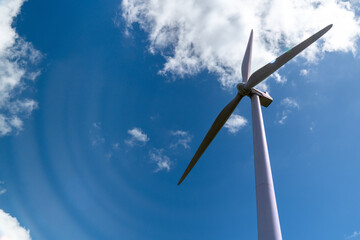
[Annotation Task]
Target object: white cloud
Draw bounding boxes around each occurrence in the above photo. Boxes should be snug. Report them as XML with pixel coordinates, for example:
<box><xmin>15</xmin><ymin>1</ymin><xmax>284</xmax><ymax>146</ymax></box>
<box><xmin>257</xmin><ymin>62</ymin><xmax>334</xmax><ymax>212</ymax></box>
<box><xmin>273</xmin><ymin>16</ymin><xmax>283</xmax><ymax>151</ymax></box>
<box><xmin>149</xmin><ymin>148</ymin><xmax>172</xmax><ymax>172</ymax></box>
<box><xmin>0</xmin><ymin>0</ymin><xmax>42</xmax><ymax>136</ymax></box>
<box><xmin>170</xmin><ymin>130</ymin><xmax>192</xmax><ymax>149</ymax></box>
<box><xmin>125</xmin><ymin>127</ymin><xmax>149</xmax><ymax>146</ymax></box>
<box><xmin>281</xmin><ymin>97</ymin><xmax>300</xmax><ymax>109</ymax></box>
<box><xmin>0</xmin><ymin>209</ymin><xmax>31</xmax><ymax>240</ymax></box>
<box><xmin>224</xmin><ymin>114</ymin><xmax>248</xmax><ymax>134</ymax></box>
<box><xmin>300</xmin><ymin>69</ymin><xmax>309</xmax><ymax>76</ymax></box>
<box><xmin>121</xmin><ymin>0</ymin><xmax>360</xmax><ymax>88</ymax></box>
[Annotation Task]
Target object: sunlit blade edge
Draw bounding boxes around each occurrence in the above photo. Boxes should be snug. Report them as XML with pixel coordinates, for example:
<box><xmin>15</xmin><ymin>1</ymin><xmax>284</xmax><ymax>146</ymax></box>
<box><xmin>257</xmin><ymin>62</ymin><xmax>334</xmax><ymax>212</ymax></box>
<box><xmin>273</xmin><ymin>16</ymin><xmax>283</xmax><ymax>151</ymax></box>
<box><xmin>245</xmin><ymin>24</ymin><xmax>332</xmax><ymax>90</ymax></box>
<box><xmin>242</xmin><ymin>29</ymin><xmax>254</xmax><ymax>82</ymax></box>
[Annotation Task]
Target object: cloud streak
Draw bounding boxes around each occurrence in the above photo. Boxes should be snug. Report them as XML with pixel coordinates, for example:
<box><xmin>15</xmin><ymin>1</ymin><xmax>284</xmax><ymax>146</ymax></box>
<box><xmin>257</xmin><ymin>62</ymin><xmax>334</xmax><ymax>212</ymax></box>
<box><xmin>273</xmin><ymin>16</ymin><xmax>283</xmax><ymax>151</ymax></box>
<box><xmin>121</xmin><ymin>0</ymin><xmax>360</xmax><ymax>88</ymax></box>
<box><xmin>0</xmin><ymin>0</ymin><xmax>42</xmax><ymax>136</ymax></box>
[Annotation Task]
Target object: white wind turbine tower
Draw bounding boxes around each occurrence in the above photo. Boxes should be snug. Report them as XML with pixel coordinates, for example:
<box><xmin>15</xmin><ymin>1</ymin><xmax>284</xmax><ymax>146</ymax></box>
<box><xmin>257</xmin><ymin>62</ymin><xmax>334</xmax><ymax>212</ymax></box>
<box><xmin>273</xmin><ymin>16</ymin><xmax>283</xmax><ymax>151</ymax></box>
<box><xmin>178</xmin><ymin>24</ymin><xmax>332</xmax><ymax>240</ymax></box>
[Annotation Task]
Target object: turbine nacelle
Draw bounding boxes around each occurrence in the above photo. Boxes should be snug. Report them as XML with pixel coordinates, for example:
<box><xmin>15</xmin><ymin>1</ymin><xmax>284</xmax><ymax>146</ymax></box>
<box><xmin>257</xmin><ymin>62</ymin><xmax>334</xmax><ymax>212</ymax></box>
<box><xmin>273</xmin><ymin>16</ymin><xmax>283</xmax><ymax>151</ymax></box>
<box><xmin>250</xmin><ymin>88</ymin><xmax>273</xmax><ymax>108</ymax></box>
<box><xmin>237</xmin><ymin>83</ymin><xmax>273</xmax><ymax>107</ymax></box>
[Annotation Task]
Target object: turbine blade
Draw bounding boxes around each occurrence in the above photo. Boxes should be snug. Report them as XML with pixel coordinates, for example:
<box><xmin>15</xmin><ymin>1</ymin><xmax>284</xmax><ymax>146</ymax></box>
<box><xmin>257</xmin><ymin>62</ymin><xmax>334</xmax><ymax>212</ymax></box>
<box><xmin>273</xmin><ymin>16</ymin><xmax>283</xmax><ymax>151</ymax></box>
<box><xmin>245</xmin><ymin>24</ymin><xmax>332</xmax><ymax>90</ymax></box>
<box><xmin>242</xmin><ymin>29</ymin><xmax>253</xmax><ymax>82</ymax></box>
<box><xmin>178</xmin><ymin>93</ymin><xmax>243</xmax><ymax>185</ymax></box>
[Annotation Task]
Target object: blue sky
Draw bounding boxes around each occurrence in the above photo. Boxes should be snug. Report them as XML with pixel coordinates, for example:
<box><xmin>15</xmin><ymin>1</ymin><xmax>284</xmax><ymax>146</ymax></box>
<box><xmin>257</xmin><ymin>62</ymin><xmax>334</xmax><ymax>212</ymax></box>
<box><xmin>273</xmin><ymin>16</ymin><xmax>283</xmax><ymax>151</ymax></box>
<box><xmin>0</xmin><ymin>0</ymin><xmax>360</xmax><ymax>239</ymax></box>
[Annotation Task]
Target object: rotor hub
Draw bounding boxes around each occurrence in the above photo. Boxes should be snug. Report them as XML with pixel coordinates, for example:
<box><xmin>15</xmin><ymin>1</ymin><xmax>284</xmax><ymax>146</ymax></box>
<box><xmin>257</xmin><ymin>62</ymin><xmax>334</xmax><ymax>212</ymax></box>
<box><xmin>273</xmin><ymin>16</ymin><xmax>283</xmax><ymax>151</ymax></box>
<box><xmin>236</xmin><ymin>83</ymin><xmax>251</xmax><ymax>96</ymax></box>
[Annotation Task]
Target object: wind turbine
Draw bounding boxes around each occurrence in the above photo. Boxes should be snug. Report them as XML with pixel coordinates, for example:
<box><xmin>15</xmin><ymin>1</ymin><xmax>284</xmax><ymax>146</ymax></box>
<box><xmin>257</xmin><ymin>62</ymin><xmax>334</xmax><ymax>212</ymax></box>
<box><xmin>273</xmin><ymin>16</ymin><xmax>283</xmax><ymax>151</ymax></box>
<box><xmin>177</xmin><ymin>24</ymin><xmax>333</xmax><ymax>240</ymax></box>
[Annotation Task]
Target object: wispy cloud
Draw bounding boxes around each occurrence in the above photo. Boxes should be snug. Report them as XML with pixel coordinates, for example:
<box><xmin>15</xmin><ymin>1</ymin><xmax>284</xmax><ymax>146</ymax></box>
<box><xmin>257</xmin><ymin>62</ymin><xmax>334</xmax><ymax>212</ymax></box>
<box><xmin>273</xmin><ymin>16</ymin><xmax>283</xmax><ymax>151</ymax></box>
<box><xmin>278</xmin><ymin>98</ymin><xmax>300</xmax><ymax>124</ymax></box>
<box><xmin>125</xmin><ymin>127</ymin><xmax>149</xmax><ymax>146</ymax></box>
<box><xmin>92</xmin><ymin>122</ymin><xmax>102</xmax><ymax>129</ymax></box>
<box><xmin>346</xmin><ymin>231</ymin><xmax>360</xmax><ymax>239</ymax></box>
<box><xmin>309</xmin><ymin>122</ymin><xmax>315</xmax><ymax>132</ymax></box>
<box><xmin>281</xmin><ymin>98</ymin><xmax>300</xmax><ymax>109</ymax></box>
<box><xmin>0</xmin><ymin>0</ymin><xmax>42</xmax><ymax>136</ymax></box>
<box><xmin>170</xmin><ymin>130</ymin><xmax>192</xmax><ymax>149</ymax></box>
<box><xmin>0</xmin><ymin>209</ymin><xmax>31</xmax><ymax>240</ymax></box>
<box><xmin>149</xmin><ymin>148</ymin><xmax>172</xmax><ymax>172</ymax></box>
<box><xmin>278</xmin><ymin>112</ymin><xmax>288</xmax><ymax>125</ymax></box>
<box><xmin>90</xmin><ymin>122</ymin><xmax>105</xmax><ymax>146</ymax></box>
<box><xmin>112</xmin><ymin>142</ymin><xmax>120</xmax><ymax>150</ymax></box>
<box><xmin>224</xmin><ymin>114</ymin><xmax>248</xmax><ymax>134</ymax></box>
<box><xmin>91</xmin><ymin>136</ymin><xmax>105</xmax><ymax>146</ymax></box>
<box><xmin>121</xmin><ymin>0</ymin><xmax>360</xmax><ymax>88</ymax></box>
<box><xmin>89</xmin><ymin>123</ymin><xmax>123</xmax><ymax>160</ymax></box>
<box><xmin>271</xmin><ymin>72</ymin><xmax>287</xmax><ymax>84</ymax></box>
